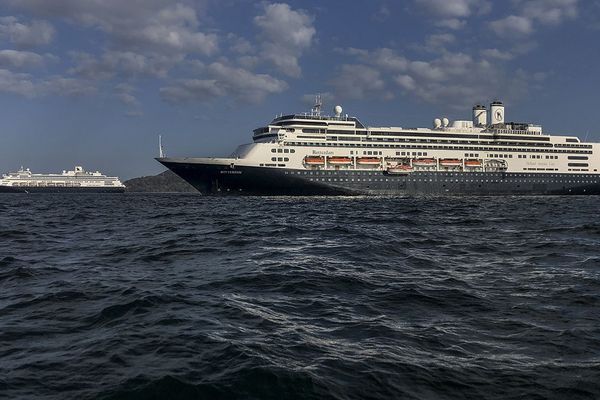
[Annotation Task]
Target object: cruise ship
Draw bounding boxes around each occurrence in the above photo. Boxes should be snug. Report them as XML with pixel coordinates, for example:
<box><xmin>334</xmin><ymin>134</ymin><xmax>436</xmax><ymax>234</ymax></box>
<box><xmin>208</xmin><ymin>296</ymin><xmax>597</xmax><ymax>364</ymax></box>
<box><xmin>0</xmin><ymin>166</ymin><xmax>126</xmax><ymax>193</ymax></box>
<box><xmin>157</xmin><ymin>98</ymin><xmax>600</xmax><ymax>195</ymax></box>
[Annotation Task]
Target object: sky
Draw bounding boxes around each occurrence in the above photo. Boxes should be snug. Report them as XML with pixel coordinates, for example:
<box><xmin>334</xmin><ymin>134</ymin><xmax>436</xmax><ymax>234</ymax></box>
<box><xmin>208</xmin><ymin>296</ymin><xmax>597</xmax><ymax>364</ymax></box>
<box><xmin>1</xmin><ymin>0</ymin><xmax>599</xmax><ymax>179</ymax></box>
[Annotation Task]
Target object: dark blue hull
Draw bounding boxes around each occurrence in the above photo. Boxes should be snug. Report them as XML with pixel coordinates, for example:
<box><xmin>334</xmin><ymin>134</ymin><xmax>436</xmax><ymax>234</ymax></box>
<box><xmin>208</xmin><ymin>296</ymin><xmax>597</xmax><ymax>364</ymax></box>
<box><xmin>0</xmin><ymin>186</ymin><xmax>125</xmax><ymax>193</ymax></box>
<box><xmin>158</xmin><ymin>160</ymin><xmax>600</xmax><ymax>196</ymax></box>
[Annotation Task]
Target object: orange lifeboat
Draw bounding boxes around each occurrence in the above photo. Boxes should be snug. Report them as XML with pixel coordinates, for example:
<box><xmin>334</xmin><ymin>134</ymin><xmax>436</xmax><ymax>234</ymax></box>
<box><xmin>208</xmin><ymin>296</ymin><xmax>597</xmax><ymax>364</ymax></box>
<box><xmin>356</xmin><ymin>157</ymin><xmax>381</xmax><ymax>165</ymax></box>
<box><xmin>387</xmin><ymin>165</ymin><xmax>413</xmax><ymax>174</ymax></box>
<box><xmin>464</xmin><ymin>159</ymin><xmax>482</xmax><ymax>168</ymax></box>
<box><xmin>412</xmin><ymin>158</ymin><xmax>436</xmax><ymax>166</ymax></box>
<box><xmin>304</xmin><ymin>156</ymin><xmax>325</xmax><ymax>165</ymax></box>
<box><xmin>439</xmin><ymin>159</ymin><xmax>462</xmax><ymax>167</ymax></box>
<box><xmin>328</xmin><ymin>156</ymin><xmax>353</xmax><ymax>165</ymax></box>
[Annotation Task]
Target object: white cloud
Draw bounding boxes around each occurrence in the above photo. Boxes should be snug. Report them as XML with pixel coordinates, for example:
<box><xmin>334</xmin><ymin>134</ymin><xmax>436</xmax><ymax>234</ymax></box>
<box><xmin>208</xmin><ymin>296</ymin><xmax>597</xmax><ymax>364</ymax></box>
<box><xmin>480</xmin><ymin>48</ymin><xmax>514</xmax><ymax>60</ymax></box>
<box><xmin>424</xmin><ymin>33</ymin><xmax>456</xmax><ymax>51</ymax></box>
<box><xmin>0</xmin><ymin>16</ymin><xmax>55</xmax><ymax>47</ymax></box>
<box><xmin>414</xmin><ymin>0</ymin><xmax>491</xmax><ymax>29</ymax></box>
<box><xmin>0</xmin><ymin>68</ymin><xmax>94</xmax><ymax>98</ymax></box>
<box><xmin>518</xmin><ymin>0</ymin><xmax>578</xmax><ymax>25</ymax></box>
<box><xmin>490</xmin><ymin>0</ymin><xmax>578</xmax><ymax>38</ymax></box>
<box><xmin>69</xmin><ymin>51</ymin><xmax>178</xmax><ymax>80</ymax></box>
<box><xmin>254</xmin><ymin>3</ymin><xmax>316</xmax><ymax>77</ymax></box>
<box><xmin>335</xmin><ymin>47</ymin><xmax>541</xmax><ymax>108</ymax></box>
<box><xmin>160</xmin><ymin>62</ymin><xmax>288</xmax><ymax>104</ymax></box>
<box><xmin>114</xmin><ymin>83</ymin><xmax>142</xmax><ymax>116</ymax></box>
<box><xmin>330</xmin><ymin>64</ymin><xmax>392</xmax><ymax>100</ymax></box>
<box><xmin>0</xmin><ymin>49</ymin><xmax>46</xmax><ymax>69</ymax></box>
<box><xmin>490</xmin><ymin>15</ymin><xmax>534</xmax><ymax>37</ymax></box>
<box><xmin>5</xmin><ymin>1</ymin><xmax>218</xmax><ymax>56</ymax></box>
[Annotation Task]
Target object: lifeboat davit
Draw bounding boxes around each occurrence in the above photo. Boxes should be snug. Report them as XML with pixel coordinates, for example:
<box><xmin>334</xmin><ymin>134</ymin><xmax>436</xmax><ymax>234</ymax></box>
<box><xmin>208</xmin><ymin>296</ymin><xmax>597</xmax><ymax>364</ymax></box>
<box><xmin>412</xmin><ymin>158</ymin><xmax>436</xmax><ymax>166</ymax></box>
<box><xmin>439</xmin><ymin>159</ymin><xmax>462</xmax><ymax>167</ymax></box>
<box><xmin>328</xmin><ymin>156</ymin><xmax>353</xmax><ymax>165</ymax></box>
<box><xmin>356</xmin><ymin>157</ymin><xmax>381</xmax><ymax>165</ymax></box>
<box><xmin>464</xmin><ymin>159</ymin><xmax>482</xmax><ymax>167</ymax></box>
<box><xmin>387</xmin><ymin>165</ymin><xmax>413</xmax><ymax>174</ymax></box>
<box><xmin>304</xmin><ymin>156</ymin><xmax>325</xmax><ymax>165</ymax></box>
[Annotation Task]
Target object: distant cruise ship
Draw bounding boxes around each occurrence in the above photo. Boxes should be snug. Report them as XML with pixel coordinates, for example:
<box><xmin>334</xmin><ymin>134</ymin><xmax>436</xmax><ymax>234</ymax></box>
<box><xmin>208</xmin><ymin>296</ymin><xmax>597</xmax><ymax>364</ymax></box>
<box><xmin>157</xmin><ymin>98</ymin><xmax>600</xmax><ymax>195</ymax></box>
<box><xmin>0</xmin><ymin>166</ymin><xmax>125</xmax><ymax>193</ymax></box>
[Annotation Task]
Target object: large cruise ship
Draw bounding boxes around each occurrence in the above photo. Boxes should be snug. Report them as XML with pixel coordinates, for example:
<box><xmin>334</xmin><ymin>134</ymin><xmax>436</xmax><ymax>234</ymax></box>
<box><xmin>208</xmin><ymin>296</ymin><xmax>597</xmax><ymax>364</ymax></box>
<box><xmin>157</xmin><ymin>98</ymin><xmax>600</xmax><ymax>195</ymax></box>
<box><xmin>0</xmin><ymin>166</ymin><xmax>125</xmax><ymax>193</ymax></box>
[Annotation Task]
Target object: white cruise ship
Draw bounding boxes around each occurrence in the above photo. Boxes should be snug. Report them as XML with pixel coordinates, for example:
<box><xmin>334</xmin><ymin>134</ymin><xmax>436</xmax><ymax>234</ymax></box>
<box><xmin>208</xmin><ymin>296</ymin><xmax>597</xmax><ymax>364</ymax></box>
<box><xmin>0</xmin><ymin>166</ymin><xmax>125</xmax><ymax>193</ymax></box>
<box><xmin>157</xmin><ymin>98</ymin><xmax>600</xmax><ymax>195</ymax></box>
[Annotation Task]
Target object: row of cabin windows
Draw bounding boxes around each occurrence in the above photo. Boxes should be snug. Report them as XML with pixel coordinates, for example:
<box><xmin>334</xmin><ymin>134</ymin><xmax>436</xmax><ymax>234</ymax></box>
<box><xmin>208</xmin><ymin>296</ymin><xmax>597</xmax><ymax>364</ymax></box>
<box><xmin>465</xmin><ymin>153</ymin><xmax>480</xmax><ymax>157</ymax></box>
<box><xmin>271</xmin><ymin>148</ymin><xmax>296</xmax><ymax>153</ymax></box>
<box><xmin>524</xmin><ymin>154</ymin><xmax>559</xmax><ymax>159</ymax></box>
<box><xmin>490</xmin><ymin>154</ymin><xmax>513</xmax><ymax>158</ymax></box>
<box><xmin>303</xmin><ymin>177</ymin><xmax>599</xmax><ymax>184</ymax></box>
<box><xmin>396</xmin><ymin>151</ymin><xmax>429</xmax><ymax>156</ymax></box>
<box><xmin>285</xmin><ymin>171</ymin><xmax>597</xmax><ymax>178</ymax></box>
<box><xmin>283</xmin><ymin>141</ymin><xmax>592</xmax><ymax>154</ymax></box>
<box><xmin>271</xmin><ymin>157</ymin><xmax>289</xmax><ymax>162</ymax></box>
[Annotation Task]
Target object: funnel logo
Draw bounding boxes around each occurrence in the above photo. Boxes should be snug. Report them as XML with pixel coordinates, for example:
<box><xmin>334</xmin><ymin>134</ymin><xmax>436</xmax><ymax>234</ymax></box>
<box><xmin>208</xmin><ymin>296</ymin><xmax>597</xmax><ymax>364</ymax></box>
<box><xmin>495</xmin><ymin>110</ymin><xmax>503</xmax><ymax>121</ymax></box>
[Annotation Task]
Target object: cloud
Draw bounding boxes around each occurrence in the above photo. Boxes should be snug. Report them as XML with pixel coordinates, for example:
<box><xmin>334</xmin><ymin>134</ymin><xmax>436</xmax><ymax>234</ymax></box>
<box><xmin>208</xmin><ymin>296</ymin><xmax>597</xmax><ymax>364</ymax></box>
<box><xmin>114</xmin><ymin>83</ymin><xmax>142</xmax><ymax>116</ymax></box>
<box><xmin>330</xmin><ymin>64</ymin><xmax>392</xmax><ymax>100</ymax></box>
<box><xmin>414</xmin><ymin>0</ymin><xmax>491</xmax><ymax>29</ymax></box>
<box><xmin>518</xmin><ymin>0</ymin><xmax>578</xmax><ymax>25</ymax></box>
<box><xmin>69</xmin><ymin>51</ymin><xmax>177</xmax><ymax>80</ymax></box>
<box><xmin>424</xmin><ymin>33</ymin><xmax>456</xmax><ymax>51</ymax></box>
<box><xmin>0</xmin><ymin>16</ymin><xmax>55</xmax><ymax>47</ymax></box>
<box><xmin>480</xmin><ymin>48</ymin><xmax>514</xmax><ymax>60</ymax></box>
<box><xmin>0</xmin><ymin>49</ymin><xmax>47</xmax><ymax>69</ymax></box>
<box><xmin>160</xmin><ymin>62</ymin><xmax>288</xmax><ymax>104</ymax></box>
<box><xmin>5</xmin><ymin>1</ymin><xmax>218</xmax><ymax>56</ymax></box>
<box><xmin>335</xmin><ymin>47</ymin><xmax>407</xmax><ymax>71</ymax></box>
<box><xmin>490</xmin><ymin>15</ymin><xmax>534</xmax><ymax>37</ymax></box>
<box><xmin>0</xmin><ymin>68</ymin><xmax>95</xmax><ymax>98</ymax></box>
<box><xmin>335</xmin><ymin>47</ymin><xmax>542</xmax><ymax>108</ymax></box>
<box><xmin>490</xmin><ymin>0</ymin><xmax>578</xmax><ymax>38</ymax></box>
<box><xmin>254</xmin><ymin>3</ymin><xmax>315</xmax><ymax>77</ymax></box>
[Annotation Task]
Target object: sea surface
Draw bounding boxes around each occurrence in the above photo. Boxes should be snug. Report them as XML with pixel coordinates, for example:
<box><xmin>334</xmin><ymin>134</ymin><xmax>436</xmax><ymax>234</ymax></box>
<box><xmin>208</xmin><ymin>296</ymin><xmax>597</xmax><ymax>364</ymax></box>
<box><xmin>1</xmin><ymin>194</ymin><xmax>600</xmax><ymax>400</ymax></box>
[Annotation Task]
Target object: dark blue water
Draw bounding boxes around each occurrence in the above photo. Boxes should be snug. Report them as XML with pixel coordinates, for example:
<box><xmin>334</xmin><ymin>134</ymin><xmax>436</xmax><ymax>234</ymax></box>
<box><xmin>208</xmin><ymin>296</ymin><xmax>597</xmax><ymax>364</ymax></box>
<box><xmin>1</xmin><ymin>194</ymin><xmax>600</xmax><ymax>400</ymax></box>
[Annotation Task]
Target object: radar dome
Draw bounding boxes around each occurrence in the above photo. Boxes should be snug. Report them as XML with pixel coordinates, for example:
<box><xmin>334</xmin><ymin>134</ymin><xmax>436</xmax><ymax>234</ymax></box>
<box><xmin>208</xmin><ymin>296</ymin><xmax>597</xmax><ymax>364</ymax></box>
<box><xmin>442</xmin><ymin>117</ymin><xmax>449</xmax><ymax>127</ymax></box>
<box><xmin>433</xmin><ymin>118</ymin><xmax>442</xmax><ymax>128</ymax></box>
<box><xmin>334</xmin><ymin>105</ymin><xmax>343</xmax><ymax>117</ymax></box>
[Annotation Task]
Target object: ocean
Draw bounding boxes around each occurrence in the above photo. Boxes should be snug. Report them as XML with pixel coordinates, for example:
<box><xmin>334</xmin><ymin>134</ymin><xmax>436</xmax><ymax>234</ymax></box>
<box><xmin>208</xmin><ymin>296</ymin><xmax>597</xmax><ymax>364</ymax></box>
<box><xmin>1</xmin><ymin>194</ymin><xmax>599</xmax><ymax>399</ymax></box>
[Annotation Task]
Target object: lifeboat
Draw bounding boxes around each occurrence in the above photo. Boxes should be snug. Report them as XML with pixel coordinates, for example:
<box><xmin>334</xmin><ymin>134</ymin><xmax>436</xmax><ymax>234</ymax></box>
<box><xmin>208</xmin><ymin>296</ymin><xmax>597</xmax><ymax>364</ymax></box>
<box><xmin>328</xmin><ymin>156</ymin><xmax>353</xmax><ymax>165</ymax></box>
<box><xmin>464</xmin><ymin>159</ymin><xmax>482</xmax><ymax>167</ymax></box>
<box><xmin>304</xmin><ymin>156</ymin><xmax>325</xmax><ymax>165</ymax></box>
<box><xmin>356</xmin><ymin>157</ymin><xmax>381</xmax><ymax>165</ymax></box>
<box><xmin>439</xmin><ymin>159</ymin><xmax>462</xmax><ymax>167</ymax></box>
<box><xmin>387</xmin><ymin>165</ymin><xmax>413</xmax><ymax>174</ymax></box>
<box><xmin>412</xmin><ymin>158</ymin><xmax>436</xmax><ymax>166</ymax></box>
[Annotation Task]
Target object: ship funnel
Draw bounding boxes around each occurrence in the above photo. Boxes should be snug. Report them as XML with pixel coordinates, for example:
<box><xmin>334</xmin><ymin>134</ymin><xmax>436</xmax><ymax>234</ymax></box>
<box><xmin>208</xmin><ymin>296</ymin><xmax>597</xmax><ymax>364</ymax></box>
<box><xmin>490</xmin><ymin>101</ymin><xmax>504</xmax><ymax>125</ymax></box>
<box><xmin>472</xmin><ymin>104</ymin><xmax>487</xmax><ymax>127</ymax></box>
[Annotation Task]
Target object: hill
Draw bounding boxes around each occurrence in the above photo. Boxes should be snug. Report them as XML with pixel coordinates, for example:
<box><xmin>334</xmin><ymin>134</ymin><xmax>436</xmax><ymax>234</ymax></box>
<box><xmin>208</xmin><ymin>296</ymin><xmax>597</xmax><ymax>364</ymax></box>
<box><xmin>123</xmin><ymin>170</ymin><xmax>197</xmax><ymax>192</ymax></box>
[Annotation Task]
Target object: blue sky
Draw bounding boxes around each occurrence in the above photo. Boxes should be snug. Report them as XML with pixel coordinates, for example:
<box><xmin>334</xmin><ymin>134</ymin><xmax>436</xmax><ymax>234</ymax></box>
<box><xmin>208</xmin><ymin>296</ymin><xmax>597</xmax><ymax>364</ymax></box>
<box><xmin>1</xmin><ymin>0</ymin><xmax>599</xmax><ymax>179</ymax></box>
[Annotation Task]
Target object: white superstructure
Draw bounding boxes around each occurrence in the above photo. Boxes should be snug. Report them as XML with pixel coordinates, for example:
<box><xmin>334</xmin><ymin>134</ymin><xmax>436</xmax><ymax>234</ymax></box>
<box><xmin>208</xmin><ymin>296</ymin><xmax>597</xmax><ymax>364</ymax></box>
<box><xmin>0</xmin><ymin>166</ymin><xmax>125</xmax><ymax>189</ymax></box>
<box><xmin>215</xmin><ymin>100</ymin><xmax>599</xmax><ymax>175</ymax></box>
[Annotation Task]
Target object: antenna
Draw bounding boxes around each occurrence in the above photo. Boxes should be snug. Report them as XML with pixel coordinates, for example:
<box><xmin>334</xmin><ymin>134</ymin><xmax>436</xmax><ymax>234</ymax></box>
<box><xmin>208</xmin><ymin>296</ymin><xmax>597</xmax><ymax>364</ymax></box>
<box><xmin>158</xmin><ymin>135</ymin><xmax>165</xmax><ymax>158</ymax></box>
<box><xmin>311</xmin><ymin>93</ymin><xmax>322</xmax><ymax>116</ymax></box>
